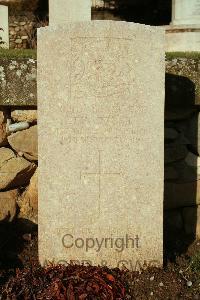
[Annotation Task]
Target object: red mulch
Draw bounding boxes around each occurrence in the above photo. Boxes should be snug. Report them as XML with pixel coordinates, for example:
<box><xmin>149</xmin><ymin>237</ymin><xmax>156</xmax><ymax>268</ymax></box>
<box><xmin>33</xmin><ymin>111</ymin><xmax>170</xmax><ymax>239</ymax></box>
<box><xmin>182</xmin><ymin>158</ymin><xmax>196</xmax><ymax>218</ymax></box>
<box><xmin>2</xmin><ymin>264</ymin><xmax>127</xmax><ymax>300</ymax></box>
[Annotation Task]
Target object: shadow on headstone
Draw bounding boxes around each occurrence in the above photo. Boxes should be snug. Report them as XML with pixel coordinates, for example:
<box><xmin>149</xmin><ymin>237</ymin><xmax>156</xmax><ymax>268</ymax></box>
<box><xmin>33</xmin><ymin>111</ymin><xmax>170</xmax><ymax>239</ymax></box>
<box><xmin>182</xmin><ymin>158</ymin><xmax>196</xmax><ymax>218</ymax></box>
<box><xmin>164</xmin><ymin>73</ymin><xmax>197</xmax><ymax>263</ymax></box>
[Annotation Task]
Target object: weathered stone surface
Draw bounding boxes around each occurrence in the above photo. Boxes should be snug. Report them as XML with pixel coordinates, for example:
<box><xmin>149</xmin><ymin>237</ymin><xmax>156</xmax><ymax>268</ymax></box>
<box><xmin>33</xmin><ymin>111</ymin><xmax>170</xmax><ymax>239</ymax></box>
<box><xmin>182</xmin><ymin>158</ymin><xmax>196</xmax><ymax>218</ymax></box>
<box><xmin>165</xmin><ymin>30</ymin><xmax>200</xmax><ymax>53</ymax></box>
<box><xmin>38</xmin><ymin>22</ymin><xmax>165</xmax><ymax>268</ymax></box>
<box><xmin>171</xmin><ymin>0</ymin><xmax>200</xmax><ymax>26</ymax></box>
<box><xmin>165</xmin><ymin>180</ymin><xmax>200</xmax><ymax>209</ymax></box>
<box><xmin>15</xmin><ymin>39</ymin><xmax>22</xmax><ymax>44</ymax></box>
<box><xmin>11</xmin><ymin>109</ymin><xmax>37</xmax><ymax>123</ymax></box>
<box><xmin>8</xmin><ymin>121</ymin><xmax>30</xmax><ymax>133</ymax></box>
<box><xmin>0</xmin><ymin>123</ymin><xmax>7</xmax><ymax>146</ymax></box>
<box><xmin>0</xmin><ymin>153</ymin><xmax>36</xmax><ymax>190</ymax></box>
<box><xmin>0</xmin><ymin>108</ymin><xmax>9</xmax><ymax>146</ymax></box>
<box><xmin>0</xmin><ymin>147</ymin><xmax>15</xmax><ymax>168</ymax></box>
<box><xmin>165</xmin><ymin>144</ymin><xmax>188</xmax><ymax>164</ymax></box>
<box><xmin>0</xmin><ymin>59</ymin><xmax>36</xmax><ymax>106</ymax></box>
<box><xmin>182</xmin><ymin>206</ymin><xmax>200</xmax><ymax>238</ymax></box>
<box><xmin>0</xmin><ymin>5</ymin><xmax>9</xmax><ymax>49</ymax></box>
<box><xmin>8</xmin><ymin>125</ymin><xmax>38</xmax><ymax>161</ymax></box>
<box><xmin>18</xmin><ymin>169</ymin><xmax>38</xmax><ymax>224</ymax></box>
<box><xmin>0</xmin><ymin>109</ymin><xmax>7</xmax><ymax>124</ymax></box>
<box><xmin>49</xmin><ymin>0</ymin><xmax>91</xmax><ymax>25</ymax></box>
<box><xmin>0</xmin><ymin>189</ymin><xmax>18</xmax><ymax>221</ymax></box>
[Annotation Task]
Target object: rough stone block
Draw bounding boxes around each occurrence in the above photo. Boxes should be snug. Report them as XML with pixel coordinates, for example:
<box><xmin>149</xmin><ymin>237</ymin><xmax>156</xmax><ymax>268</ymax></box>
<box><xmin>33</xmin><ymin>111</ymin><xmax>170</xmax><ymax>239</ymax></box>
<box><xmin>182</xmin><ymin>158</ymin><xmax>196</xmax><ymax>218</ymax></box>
<box><xmin>0</xmin><ymin>59</ymin><xmax>37</xmax><ymax>106</ymax></box>
<box><xmin>0</xmin><ymin>189</ymin><xmax>18</xmax><ymax>222</ymax></box>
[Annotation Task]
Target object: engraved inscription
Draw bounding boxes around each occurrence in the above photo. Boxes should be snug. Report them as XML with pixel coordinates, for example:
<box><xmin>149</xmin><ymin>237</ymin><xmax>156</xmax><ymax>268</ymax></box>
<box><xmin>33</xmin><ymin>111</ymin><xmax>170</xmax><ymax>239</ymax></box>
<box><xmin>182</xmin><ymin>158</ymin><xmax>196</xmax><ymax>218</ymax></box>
<box><xmin>70</xmin><ymin>38</ymin><xmax>135</xmax><ymax>99</ymax></box>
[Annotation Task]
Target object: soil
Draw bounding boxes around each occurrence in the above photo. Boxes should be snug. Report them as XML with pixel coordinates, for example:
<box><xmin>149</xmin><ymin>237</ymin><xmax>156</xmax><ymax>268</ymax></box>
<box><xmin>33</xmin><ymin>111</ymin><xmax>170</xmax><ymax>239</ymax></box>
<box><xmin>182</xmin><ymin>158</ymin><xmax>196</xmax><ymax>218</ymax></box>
<box><xmin>0</xmin><ymin>220</ymin><xmax>200</xmax><ymax>299</ymax></box>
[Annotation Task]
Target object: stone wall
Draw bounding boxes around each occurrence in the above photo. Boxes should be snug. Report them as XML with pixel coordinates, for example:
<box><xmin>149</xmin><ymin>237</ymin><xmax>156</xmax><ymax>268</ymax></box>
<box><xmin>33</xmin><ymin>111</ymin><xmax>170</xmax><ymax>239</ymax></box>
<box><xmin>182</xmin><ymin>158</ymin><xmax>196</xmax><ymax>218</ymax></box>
<box><xmin>9</xmin><ymin>14</ymin><xmax>36</xmax><ymax>49</ymax></box>
<box><xmin>0</xmin><ymin>55</ymin><xmax>200</xmax><ymax>240</ymax></box>
<box><xmin>0</xmin><ymin>107</ymin><xmax>37</xmax><ymax>224</ymax></box>
<box><xmin>165</xmin><ymin>56</ymin><xmax>200</xmax><ymax>238</ymax></box>
<box><xmin>0</xmin><ymin>58</ymin><xmax>37</xmax><ymax>105</ymax></box>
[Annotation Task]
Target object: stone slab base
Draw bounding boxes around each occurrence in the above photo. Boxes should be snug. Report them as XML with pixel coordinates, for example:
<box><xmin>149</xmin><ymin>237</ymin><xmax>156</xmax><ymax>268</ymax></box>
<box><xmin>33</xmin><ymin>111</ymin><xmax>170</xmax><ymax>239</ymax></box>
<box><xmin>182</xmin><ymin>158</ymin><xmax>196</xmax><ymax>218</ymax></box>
<box><xmin>165</xmin><ymin>26</ymin><xmax>200</xmax><ymax>52</ymax></box>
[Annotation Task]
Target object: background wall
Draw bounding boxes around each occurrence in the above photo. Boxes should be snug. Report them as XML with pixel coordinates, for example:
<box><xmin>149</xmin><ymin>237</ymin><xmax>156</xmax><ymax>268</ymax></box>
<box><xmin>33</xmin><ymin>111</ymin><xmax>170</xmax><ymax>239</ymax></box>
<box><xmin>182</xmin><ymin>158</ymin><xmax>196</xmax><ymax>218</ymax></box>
<box><xmin>0</xmin><ymin>0</ymin><xmax>172</xmax><ymax>49</ymax></box>
<box><xmin>0</xmin><ymin>53</ymin><xmax>199</xmax><ymax>243</ymax></box>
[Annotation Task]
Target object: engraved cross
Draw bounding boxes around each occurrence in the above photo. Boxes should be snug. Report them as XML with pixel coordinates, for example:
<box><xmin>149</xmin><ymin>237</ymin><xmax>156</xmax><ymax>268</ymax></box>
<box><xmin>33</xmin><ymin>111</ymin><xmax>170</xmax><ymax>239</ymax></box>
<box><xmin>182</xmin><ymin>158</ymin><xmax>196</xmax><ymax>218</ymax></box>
<box><xmin>80</xmin><ymin>150</ymin><xmax>121</xmax><ymax>200</ymax></box>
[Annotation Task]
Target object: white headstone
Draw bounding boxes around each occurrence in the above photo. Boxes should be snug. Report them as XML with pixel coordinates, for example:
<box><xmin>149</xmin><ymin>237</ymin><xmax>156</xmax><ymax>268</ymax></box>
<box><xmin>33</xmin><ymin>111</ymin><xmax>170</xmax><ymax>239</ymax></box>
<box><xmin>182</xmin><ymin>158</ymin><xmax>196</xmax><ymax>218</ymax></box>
<box><xmin>37</xmin><ymin>21</ymin><xmax>165</xmax><ymax>270</ymax></box>
<box><xmin>172</xmin><ymin>0</ymin><xmax>200</xmax><ymax>26</ymax></box>
<box><xmin>165</xmin><ymin>31</ymin><xmax>200</xmax><ymax>51</ymax></box>
<box><xmin>49</xmin><ymin>0</ymin><xmax>91</xmax><ymax>25</ymax></box>
<box><xmin>0</xmin><ymin>5</ymin><xmax>9</xmax><ymax>49</ymax></box>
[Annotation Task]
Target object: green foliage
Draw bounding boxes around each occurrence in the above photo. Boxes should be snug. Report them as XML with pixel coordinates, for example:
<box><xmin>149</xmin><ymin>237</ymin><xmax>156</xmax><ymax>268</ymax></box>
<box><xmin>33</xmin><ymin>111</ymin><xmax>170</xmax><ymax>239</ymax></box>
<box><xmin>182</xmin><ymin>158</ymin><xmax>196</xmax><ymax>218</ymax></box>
<box><xmin>166</xmin><ymin>52</ymin><xmax>200</xmax><ymax>60</ymax></box>
<box><xmin>0</xmin><ymin>49</ymin><xmax>36</xmax><ymax>59</ymax></box>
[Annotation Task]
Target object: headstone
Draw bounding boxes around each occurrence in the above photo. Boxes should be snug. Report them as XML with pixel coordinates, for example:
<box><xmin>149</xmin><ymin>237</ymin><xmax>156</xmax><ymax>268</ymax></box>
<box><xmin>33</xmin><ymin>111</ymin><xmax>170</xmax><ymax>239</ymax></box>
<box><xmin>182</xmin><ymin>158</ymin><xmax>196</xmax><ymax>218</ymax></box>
<box><xmin>166</xmin><ymin>0</ymin><xmax>200</xmax><ymax>52</ymax></box>
<box><xmin>37</xmin><ymin>21</ymin><xmax>165</xmax><ymax>270</ymax></box>
<box><xmin>49</xmin><ymin>0</ymin><xmax>91</xmax><ymax>25</ymax></box>
<box><xmin>0</xmin><ymin>5</ymin><xmax>9</xmax><ymax>49</ymax></box>
<box><xmin>171</xmin><ymin>0</ymin><xmax>200</xmax><ymax>26</ymax></box>
<box><xmin>165</xmin><ymin>30</ymin><xmax>200</xmax><ymax>52</ymax></box>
